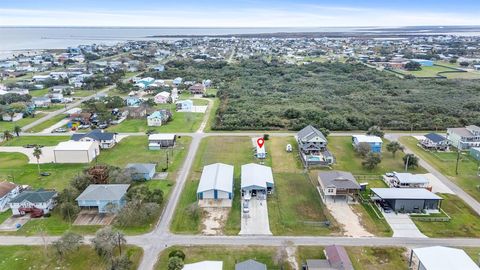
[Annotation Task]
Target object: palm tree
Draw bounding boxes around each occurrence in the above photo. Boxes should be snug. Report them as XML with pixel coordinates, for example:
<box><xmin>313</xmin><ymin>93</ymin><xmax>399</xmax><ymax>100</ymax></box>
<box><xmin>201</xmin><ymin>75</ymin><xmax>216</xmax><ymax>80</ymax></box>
<box><xmin>3</xmin><ymin>130</ymin><xmax>13</xmax><ymax>141</ymax></box>
<box><xmin>386</xmin><ymin>141</ymin><xmax>404</xmax><ymax>157</ymax></box>
<box><xmin>13</xmin><ymin>126</ymin><xmax>21</xmax><ymax>137</ymax></box>
<box><xmin>33</xmin><ymin>146</ymin><xmax>42</xmax><ymax>176</ymax></box>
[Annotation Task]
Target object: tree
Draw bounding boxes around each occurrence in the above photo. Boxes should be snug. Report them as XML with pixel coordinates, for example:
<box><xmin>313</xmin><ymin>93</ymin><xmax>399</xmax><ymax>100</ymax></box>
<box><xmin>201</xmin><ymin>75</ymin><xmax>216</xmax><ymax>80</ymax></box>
<box><xmin>33</xmin><ymin>146</ymin><xmax>42</xmax><ymax>175</ymax></box>
<box><xmin>459</xmin><ymin>61</ymin><xmax>469</xmax><ymax>67</ymax></box>
<box><xmin>386</xmin><ymin>141</ymin><xmax>404</xmax><ymax>157</ymax></box>
<box><xmin>92</xmin><ymin>227</ymin><xmax>126</xmax><ymax>263</ymax></box>
<box><xmin>168</xmin><ymin>256</ymin><xmax>184</xmax><ymax>270</ymax></box>
<box><xmin>59</xmin><ymin>201</ymin><xmax>80</xmax><ymax>222</ymax></box>
<box><xmin>168</xmin><ymin>250</ymin><xmax>186</xmax><ymax>261</ymax></box>
<box><xmin>115</xmin><ymin>201</ymin><xmax>160</xmax><ymax>227</ymax></box>
<box><xmin>405</xmin><ymin>61</ymin><xmax>422</xmax><ymax>71</ymax></box>
<box><xmin>70</xmin><ymin>174</ymin><xmax>91</xmax><ymax>192</ymax></box>
<box><xmin>110</xmin><ymin>255</ymin><xmax>132</xmax><ymax>270</ymax></box>
<box><xmin>355</xmin><ymin>142</ymin><xmax>371</xmax><ymax>158</ymax></box>
<box><xmin>126</xmin><ymin>185</ymin><xmax>163</xmax><ymax>204</ymax></box>
<box><xmin>53</xmin><ymin>232</ymin><xmax>83</xmax><ymax>259</ymax></box>
<box><xmin>366</xmin><ymin>126</ymin><xmax>384</xmax><ymax>138</ymax></box>
<box><xmin>13</xmin><ymin>125</ymin><xmax>21</xmax><ymax>137</ymax></box>
<box><xmin>3</xmin><ymin>130</ymin><xmax>13</xmax><ymax>141</ymax></box>
<box><xmin>403</xmin><ymin>154</ymin><xmax>419</xmax><ymax>169</ymax></box>
<box><xmin>362</xmin><ymin>152</ymin><xmax>382</xmax><ymax>170</ymax></box>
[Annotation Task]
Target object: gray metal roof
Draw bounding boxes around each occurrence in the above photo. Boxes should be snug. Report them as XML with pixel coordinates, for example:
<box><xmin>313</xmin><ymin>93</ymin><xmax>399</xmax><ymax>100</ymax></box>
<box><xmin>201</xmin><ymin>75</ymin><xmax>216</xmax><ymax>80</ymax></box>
<box><xmin>371</xmin><ymin>188</ymin><xmax>442</xmax><ymax>200</ymax></box>
<box><xmin>235</xmin><ymin>259</ymin><xmax>267</xmax><ymax>270</ymax></box>
<box><xmin>197</xmin><ymin>163</ymin><xmax>234</xmax><ymax>193</ymax></box>
<box><xmin>305</xmin><ymin>259</ymin><xmax>334</xmax><ymax>270</ymax></box>
<box><xmin>413</xmin><ymin>246</ymin><xmax>480</xmax><ymax>270</ymax></box>
<box><xmin>318</xmin><ymin>171</ymin><xmax>360</xmax><ymax>190</ymax></box>
<box><xmin>10</xmin><ymin>190</ymin><xmax>57</xmax><ymax>204</ymax></box>
<box><xmin>297</xmin><ymin>125</ymin><xmax>327</xmax><ymax>142</ymax></box>
<box><xmin>125</xmin><ymin>163</ymin><xmax>156</xmax><ymax>174</ymax></box>
<box><xmin>241</xmin><ymin>163</ymin><xmax>274</xmax><ymax>189</ymax></box>
<box><xmin>76</xmin><ymin>184</ymin><xmax>130</xmax><ymax>201</ymax></box>
<box><xmin>71</xmin><ymin>129</ymin><xmax>115</xmax><ymax>141</ymax></box>
<box><xmin>393</xmin><ymin>173</ymin><xmax>429</xmax><ymax>184</ymax></box>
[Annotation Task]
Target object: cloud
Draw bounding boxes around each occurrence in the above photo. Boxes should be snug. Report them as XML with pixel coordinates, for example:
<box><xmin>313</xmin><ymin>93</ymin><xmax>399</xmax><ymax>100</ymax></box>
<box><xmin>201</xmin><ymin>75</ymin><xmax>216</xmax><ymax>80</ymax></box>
<box><xmin>0</xmin><ymin>6</ymin><xmax>479</xmax><ymax>27</ymax></box>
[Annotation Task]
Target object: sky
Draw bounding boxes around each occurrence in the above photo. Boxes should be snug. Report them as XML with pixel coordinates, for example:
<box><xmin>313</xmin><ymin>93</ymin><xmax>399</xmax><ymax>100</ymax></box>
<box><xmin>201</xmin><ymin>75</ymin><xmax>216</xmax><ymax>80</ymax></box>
<box><xmin>1</xmin><ymin>0</ymin><xmax>480</xmax><ymax>27</ymax></box>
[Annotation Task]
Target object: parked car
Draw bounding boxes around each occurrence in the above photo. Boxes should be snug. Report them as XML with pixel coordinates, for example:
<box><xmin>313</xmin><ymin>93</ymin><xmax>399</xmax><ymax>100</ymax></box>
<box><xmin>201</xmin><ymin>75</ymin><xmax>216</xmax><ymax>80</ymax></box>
<box><xmin>242</xmin><ymin>201</ymin><xmax>249</xmax><ymax>213</ymax></box>
<box><xmin>78</xmin><ymin>124</ymin><xmax>91</xmax><ymax>129</ymax></box>
<box><xmin>23</xmin><ymin>144</ymin><xmax>36</xmax><ymax>148</ymax></box>
<box><xmin>52</xmin><ymin>128</ymin><xmax>67</xmax><ymax>133</ymax></box>
<box><xmin>98</xmin><ymin>123</ymin><xmax>108</xmax><ymax>129</ymax></box>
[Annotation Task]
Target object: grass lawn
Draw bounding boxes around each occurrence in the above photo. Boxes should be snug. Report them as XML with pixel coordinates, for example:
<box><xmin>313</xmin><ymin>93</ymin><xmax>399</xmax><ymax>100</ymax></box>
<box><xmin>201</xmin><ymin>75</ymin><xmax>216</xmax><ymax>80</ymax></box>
<box><xmin>156</xmin><ymin>246</ymin><xmax>289</xmax><ymax>270</ymax></box>
<box><xmin>0</xmin><ymin>113</ymin><xmax>47</xmax><ymax>133</ymax></box>
<box><xmin>396</xmin><ymin>65</ymin><xmax>458</xmax><ymax>77</ymax></box>
<box><xmin>463</xmin><ymin>247</ymin><xmax>480</xmax><ymax>261</ymax></box>
<box><xmin>29</xmin><ymin>88</ymin><xmax>50</xmax><ymax>97</ymax></box>
<box><xmin>0</xmin><ymin>245</ymin><xmax>142</xmax><ymax>270</ymax></box>
<box><xmin>346</xmin><ymin>247</ymin><xmax>408</xmax><ymax>270</ymax></box>
<box><xmin>36</xmin><ymin>104</ymin><xmax>66</xmax><ymax>112</ymax></box>
<box><xmin>412</xmin><ymin>194</ymin><xmax>480</xmax><ymax>238</ymax></box>
<box><xmin>443</xmin><ymin>71</ymin><xmax>480</xmax><ymax>79</ymax></box>
<box><xmin>399</xmin><ymin>136</ymin><xmax>480</xmax><ymax>202</ymax></box>
<box><xmin>72</xmin><ymin>90</ymin><xmax>96</xmax><ymax>97</ymax></box>
<box><xmin>0</xmin><ymin>136</ymin><xmax>69</xmax><ymax>146</ymax></box>
<box><xmin>107</xmin><ymin>112</ymin><xmax>203</xmax><ymax>133</ymax></box>
<box><xmin>204</xmin><ymin>97</ymin><xmax>219</xmax><ymax>132</ymax></box>
<box><xmin>328</xmin><ymin>136</ymin><xmax>427</xmax><ymax>175</ymax></box>
<box><xmin>192</xmin><ymin>99</ymin><xmax>209</xmax><ymax>106</ymax></box>
<box><xmin>171</xmin><ymin>136</ymin><xmax>253</xmax><ymax>234</ymax></box>
<box><xmin>25</xmin><ymin>114</ymin><xmax>68</xmax><ymax>133</ymax></box>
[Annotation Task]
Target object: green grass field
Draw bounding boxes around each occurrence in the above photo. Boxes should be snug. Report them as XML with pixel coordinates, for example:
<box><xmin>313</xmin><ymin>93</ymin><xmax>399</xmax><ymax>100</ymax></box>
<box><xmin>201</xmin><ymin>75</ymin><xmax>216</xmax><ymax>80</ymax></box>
<box><xmin>346</xmin><ymin>247</ymin><xmax>408</xmax><ymax>270</ymax></box>
<box><xmin>396</xmin><ymin>65</ymin><xmax>458</xmax><ymax>77</ymax></box>
<box><xmin>0</xmin><ymin>136</ymin><xmax>69</xmax><ymax>146</ymax></box>
<box><xmin>0</xmin><ymin>245</ymin><xmax>142</xmax><ymax>270</ymax></box>
<box><xmin>412</xmin><ymin>194</ymin><xmax>480</xmax><ymax>238</ymax></box>
<box><xmin>0</xmin><ymin>113</ymin><xmax>47</xmax><ymax>133</ymax></box>
<box><xmin>107</xmin><ymin>112</ymin><xmax>203</xmax><ymax>133</ymax></box>
<box><xmin>156</xmin><ymin>246</ymin><xmax>289</xmax><ymax>270</ymax></box>
<box><xmin>399</xmin><ymin>136</ymin><xmax>480</xmax><ymax>202</ymax></box>
<box><xmin>29</xmin><ymin>88</ymin><xmax>50</xmax><ymax>97</ymax></box>
<box><xmin>25</xmin><ymin>114</ymin><xmax>68</xmax><ymax>133</ymax></box>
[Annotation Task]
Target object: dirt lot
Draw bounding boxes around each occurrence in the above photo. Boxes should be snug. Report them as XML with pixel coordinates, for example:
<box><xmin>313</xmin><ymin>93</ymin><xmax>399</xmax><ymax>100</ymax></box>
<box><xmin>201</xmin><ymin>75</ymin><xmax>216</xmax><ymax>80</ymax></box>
<box><xmin>202</xmin><ymin>208</ymin><xmax>229</xmax><ymax>235</ymax></box>
<box><xmin>73</xmin><ymin>210</ymin><xmax>115</xmax><ymax>226</ymax></box>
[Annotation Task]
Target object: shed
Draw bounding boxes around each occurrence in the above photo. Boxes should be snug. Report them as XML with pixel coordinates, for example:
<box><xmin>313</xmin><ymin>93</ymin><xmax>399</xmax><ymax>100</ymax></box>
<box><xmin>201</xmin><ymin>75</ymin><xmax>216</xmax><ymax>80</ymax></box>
<box><xmin>197</xmin><ymin>163</ymin><xmax>234</xmax><ymax>204</ymax></box>
<box><xmin>176</xmin><ymin>100</ymin><xmax>193</xmax><ymax>112</ymax></box>
<box><xmin>371</xmin><ymin>188</ymin><xmax>442</xmax><ymax>212</ymax></box>
<box><xmin>54</xmin><ymin>141</ymin><xmax>100</xmax><ymax>163</ymax></box>
<box><xmin>148</xmin><ymin>134</ymin><xmax>176</xmax><ymax>150</ymax></box>
<box><xmin>76</xmin><ymin>184</ymin><xmax>130</xmax><ymax>213</ymax></box>
<box><xmin>410</xmin><ymin>246</ymin><xmax>479</xmax><ymax>270</ymax></box>
<box><xmin>241</xmin><ymin>163</ymin><xmax>274</xmax><ymax>196</ymax></box>
<box><xmin>125</xmin><ymin>163</ymin><xmax>156</xmax><ymax>180</ymax></box>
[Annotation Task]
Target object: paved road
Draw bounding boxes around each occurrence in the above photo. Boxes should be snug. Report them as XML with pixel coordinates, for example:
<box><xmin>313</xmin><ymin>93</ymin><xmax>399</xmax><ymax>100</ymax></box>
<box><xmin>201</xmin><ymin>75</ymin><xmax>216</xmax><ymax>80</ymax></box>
<box><xmin>386</xmin><ymin>134</ymin><xmax>480</xmax><ymax>216</ymax></box>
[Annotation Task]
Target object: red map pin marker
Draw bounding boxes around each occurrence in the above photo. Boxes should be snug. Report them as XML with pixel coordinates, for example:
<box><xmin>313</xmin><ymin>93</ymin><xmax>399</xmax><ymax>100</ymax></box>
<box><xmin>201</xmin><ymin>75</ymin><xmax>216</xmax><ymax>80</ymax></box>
<box><xmin>257</xmin><ymin>138</ymin><xmax>265</xmax><ymax>148</ymax></box>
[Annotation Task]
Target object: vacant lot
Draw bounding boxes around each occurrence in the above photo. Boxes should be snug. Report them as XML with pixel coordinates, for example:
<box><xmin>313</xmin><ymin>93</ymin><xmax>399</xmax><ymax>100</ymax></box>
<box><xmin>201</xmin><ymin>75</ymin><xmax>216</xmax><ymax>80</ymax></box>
<box><xmin>0</xmin><ymin>135</ymin><xmax>69</xmax><ymax>146</ymax></box>
<box><xmin>346</xmin><ymin>247</ymin><xmax>408</xmax><ymax>270</ymax></box>
<box><xmin>25</xmin><ymin>114</ymin><xmax>67</xmax><ymax>133</ymax></box>
<box><xmin>413</xmin><ymin>194</ymin><xmax>480</xmax><ymax>238</ymax></box>
<box><xmin>0</xmin><ymin>113</ymin><xmax>47</xmax><ymax>133</ymax></box>
<box><xmin>0</xmin><ymin>245</ymin><xmax>142</xmax><ymax>270</ymax></box>
<box><xmin>399</xmin><ymin>136</ymin><xmax>480</xmax><ymax>202</ymax></box>
<box><xmin>171</xmin><ymin>136</ymin><xmax>253</xmax><ymax>234</ymax></box>
<box><xmin>107</xmin><ymin>112</ymin><xmax>203</xmax><ymax>133</ymax></box>
<box><xmin>156</xmin><ymin>246</ymin><xmax>290</xmax><ymax>270</ymax></box>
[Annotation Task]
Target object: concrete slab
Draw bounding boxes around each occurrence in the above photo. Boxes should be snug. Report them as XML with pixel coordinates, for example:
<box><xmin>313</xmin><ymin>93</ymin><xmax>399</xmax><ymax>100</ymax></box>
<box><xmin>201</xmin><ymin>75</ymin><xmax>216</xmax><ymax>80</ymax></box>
<box><xmin>239</xmin><ymin>197</ymin><xmax>272</xmax><ymax>235</ymax></box>
<box><xmin>0</xmin><ymin>216</ymin><xmax>30</xmax><ymax>231</ymax></box>
<box><xmin>0</xmin><ymin>146</ymin><xmax>56</xmax><ymax>164</ymax></box>
<box><xmin>383</xmin><ymin>212</ymin><xmax>427</xmax><ymax>238</ymax></box>
<box><xmin>73</xmin><ymin>210</ymin><xmax>115</xmax><ymax>226</ymax></box>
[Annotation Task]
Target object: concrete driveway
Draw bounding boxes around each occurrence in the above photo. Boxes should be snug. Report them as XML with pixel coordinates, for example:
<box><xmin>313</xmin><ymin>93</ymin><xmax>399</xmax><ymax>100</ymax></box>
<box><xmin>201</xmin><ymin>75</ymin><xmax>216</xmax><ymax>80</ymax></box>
<box><xmin>0</xmin><ymin>146</ymin><xmax>56</xmax><ymax>163</ymax></box>
<box><xmin>383</xmin><ymin>212</ymin><xmax>427</xmax><ymax>238</ymax></box>
<box><xmin>239</xmin><ymin>197</ymin><xmax>272</xmax><ymax>235</ymax></box>
<box><xmin>39</xmin><ymin>118</ymin><xmax>70</xmax><ymax>134</ymax></box>
<box><xmin>0</xmin><ymin>216</ymin><xmax>30</xmax><ymax>231</ymax></box>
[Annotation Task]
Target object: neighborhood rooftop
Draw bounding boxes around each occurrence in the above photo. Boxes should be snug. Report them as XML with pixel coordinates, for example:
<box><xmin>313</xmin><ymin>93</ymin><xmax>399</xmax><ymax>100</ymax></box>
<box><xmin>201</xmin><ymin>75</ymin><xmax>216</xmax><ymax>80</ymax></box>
<box><xmin>148</xmin><ymin>134</ymin><xmax>176</xmax><ymax>140</ymax></box>
<box><xmin>297</xmin><ymin>124</ymin><xmax>327</xmax><ymax>142</ymax></box>
<box><xmin>393</xmin><ymin>173</ymin><xmax>429</xmax><ymax>184</ymax></box>
<box><xmin>197</xmin><ymin>163</ymin><xmax>234</xmax><ymax>193</ymax></box>
<box><xmin>76</xmin><ymin>184</ymin><xmax>130</xmax><ymax>201</ymax></box>
<box><xmin>9</xmin><ymin>190</ymin><xmax>57</xmax><ymax>204</ymax></box>
<box><xmin>412</xmin><ymin>246</ymin><xmax>480</xmax><ymax>270</ymax></box>
<box><xmin>318</xmin><ymin>171</ymin><xmax>360</xmax><ymax>189</ymax></box>
<box><xmin>241</xmin><ymin>163</ymin><xmax>274</xmax><ymax>189</ymax></box>
<box><xmin>54</xmin><ymin>141</ymin><xmax>97</xmax><ymax>151</ymax></box>
<box><xmin>352</xmin><ymin>134</ymin><xmax>383</xmax><ymax>143</ymax></box>
<box><xmin>71</xmin><ymin>129</ymin><xmax>115</xmax><ymax>141</ymax></box>
<box><xmin>371</xmin><ymin>188</ymin><xmax>442</xmax><ymax>200</ymax></box>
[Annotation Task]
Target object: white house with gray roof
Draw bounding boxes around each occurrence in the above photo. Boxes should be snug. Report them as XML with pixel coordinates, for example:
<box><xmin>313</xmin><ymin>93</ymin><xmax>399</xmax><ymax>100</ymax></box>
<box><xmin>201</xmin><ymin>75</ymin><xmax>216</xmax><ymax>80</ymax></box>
<box><xmin>9</xmin><ymin>190</ymin><xmax>57</xmax><ymax>216</ymax></box>
<box><xmin>197</xmin><ymin>163</ymin><xmax>234</xmax><ymax>207</ymax></box>
<box><xmin>446</xmin><ymin>125</ymin><xmax>480</xmax><ymax>150</ymax></box>
<box><xmin>241</xmin><ymin>163</ymin><xmax>274</xmax><ymax>197</ymax></box>
<box><xmin>317</xmin><ymin>171</ymin><xmax>360</xmax><ymax>202</ymax></box>
<box><xmin>76</xmin><ymin>184</ymin><xmax>130</xmax><ymax>213</ymax></box>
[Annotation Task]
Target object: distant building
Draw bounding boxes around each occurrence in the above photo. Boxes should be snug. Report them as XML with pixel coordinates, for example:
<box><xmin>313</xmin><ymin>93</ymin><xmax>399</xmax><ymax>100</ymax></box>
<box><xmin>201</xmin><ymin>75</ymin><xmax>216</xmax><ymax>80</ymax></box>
<box><xmin>304</xmin><ymin>245</ymin><xmax>354</xmax><ymax>270</ymax></box>
<box><xmin>188</xmin><ymin>83</ymin><xmax>206</xmax><ymax>95</ymax></box>
<box><xmin>147</xmin><ymin>110</ymin><xmax>171</xmax><ymax>127</ymax></box>
<box><xmin>183</xmin><ymin>261</ymin><xmax>222</xmax><ymax>270</ymax></box>
<box><xmin>384</xmin><ymin>172</ymin><xmax>429</xmax><ymax>188</ymax></box>
<box><xmin>71</xmin><ymin>129</ymin><xmax>117</xmax><ymax>149</ymax></box>
<box><xmin>469</xmin><ymin>147</ymin><xmax>480</xmax><ymax>161</ymax></box>
<box><xmin>148</xmin><ymin>134</ymin><xmax>176</xmax><ymax>150</ymax></box>
<box><xmin>125</xmin><ymin>163</ymin><xmax>156</xmax><ymax>180</ymax></box>
<box><xmin>296</xmin><ymin>125</ymin><xmax>334</xmax><ymax>166</ymax></box>
<box><xmin>235</xmin><ymin>259</ymin><xmax>266</xmax><ymax>270</ymax></box>
<box><xmin>0</xmin><ymin>181</ymin><xmax>20</xmax><ymax>211</ymax></box>
<box><xmin>411</xmin><ymin>59</ymin><xmax>434</xmax><ymax>66</ymax></box>
<box><xmin>371</xmin><ymin>188</ymin><xmax>442</xmax><ymax>212</ymax></box>
<box><xmin>154</xmin><ymin>91</ymin><xmax>171</xmax><ymax>104</ymax></box>
<box><xmin>176</xmin><ymin>100</ymin><xmax>193</xmax><ymax>112</ymax></box>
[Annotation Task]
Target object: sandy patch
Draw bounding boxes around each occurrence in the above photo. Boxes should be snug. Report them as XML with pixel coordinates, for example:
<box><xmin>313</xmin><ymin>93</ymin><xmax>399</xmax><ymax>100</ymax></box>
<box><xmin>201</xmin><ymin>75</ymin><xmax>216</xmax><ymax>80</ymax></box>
<box><xmin>286</xmin><ymin>246</ymin><xmax>299</xmax><ymax>270</ymax></box>
<box><xmin>202</xmin><ymin>207</ymin><xmax>228</xmax><ymax>235</ymax></box>
<box><xmin>0</xmin><ymin>146</ymin><xmax>56</xmax><ymax>164</ymax></box>
<box><xmin>323</xmin><ymin>198</ymin><xmax>373</xmax><ymax>237</ymax></box>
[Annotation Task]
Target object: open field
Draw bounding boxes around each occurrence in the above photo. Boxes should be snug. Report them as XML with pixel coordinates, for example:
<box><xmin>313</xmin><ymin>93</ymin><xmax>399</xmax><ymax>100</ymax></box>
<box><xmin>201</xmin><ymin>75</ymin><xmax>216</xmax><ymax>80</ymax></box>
<box><xmin>0</xmin><ymin>135</ymin><xmax>69</xmax><ymax>146</ymax></box>
<box><xmin>395</xmin><ymin>65</ymin><xmax>459</xmax><ymax>77</ymax></box>
<box><xmin>0</xmin><ymin>245</ymin><xmax>142</xmax><ymax>270</ymax></box>
<box><xmin>204</xmin><ymin>97</ymin><xmax>219</xmax><ymax>132</ymax></box>
<box><xmin>24</xmin><ymin>114</ymin><xmax>67</xmax><ymax>133</ymax></box>
<box><xmin>0</xmin><ymin>113</ymin><xmax>47</xmax><ymax>133</ymax></box>
<box><xmin>171</xmin><ymin>136</ymin><xmax>253</xmax><ymax>234</ymax></box>
<box><xmin>156</xmin><ymin>246</ymin><xmax>289</xmax><ymax>270</ymax></box>
<box><xmin>399</xmin><ymin>136</ymin><xmax>480</xmax><ymax>202</ymax></box>
<box><xmin>413</xmin><ymin>194</ymin><xmax>480</xmax><ymax>238</ymax></box>
<box><xmin>107</xmin><ymin>112</ymin><xmax>203</xmax><ymax>133</ymax></box>
<box><xmin>346</xmin><ymin>247</ymin><xmax>408</xmax><ymax>270</ymax></box>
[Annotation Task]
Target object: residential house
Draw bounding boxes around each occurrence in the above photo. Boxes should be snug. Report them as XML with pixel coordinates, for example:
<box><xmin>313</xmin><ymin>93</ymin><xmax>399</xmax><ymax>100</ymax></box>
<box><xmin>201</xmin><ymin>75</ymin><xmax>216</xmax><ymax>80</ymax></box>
<box><xmin>54</xmin><ymin>141</ymin><xmax>100</xmax><ymax>163</ymax></box>
<box><xmin>296</xmin><ymin>125</ymin><xmax>334</xmax><ymax>166</ymax></box>
<box><xmin>202</xmin><ymin>79</ymin><xmax>212</xmax><ymax>88</ymax></box>
<box><xmin>317</xmin><ymin>171</ymin><xmax>360</xmax><ymax>202</ymax></box>
<box><xmin>370</xmin><ymin>188</ymin><xmax>442</xmax><ymax>212</ymax></box>
<box><xmin>148</xmin><ymin>134</ymin><xmax>176</xmax><ymax>150</ymax></box>
<box><xmin>126</xmin><ymin>96</ymin><xmax>142</xmax><ymax>107</ymax></box>
<box><xmin>172</xmin><ymin>77</ymin><xmax>183</xmax><ymax>86</ymax></box>
<box><xmin>304</xmin><ymin>245</ymin><xmax>354</xmax><ymax>270</ymax></box>
<box><xmin>409</xmin><ymin>246</ymin><xmax>480</xmax><ymax>270</ymax></box>
<box><xmin>384</xmin><ymin>172</ymin><xmax>429</xmax><ymax>188</ymax></box>
<box><xmin>51</xmin><ymin>85</ymin><xmax>73</xmax><ymax>94</ymax></box>
<box><xmin>154</xmin><ymin>91</ymin><xmax>171</xmax><ymax>104</ymax></box>
<box><xmin>183</xmin><ymin>261</ymin><xmax>222</xmax><ymax>270</ymax></box>
<box><xmin>235</xmin><ymin>260</ymin><xmax>266</xmax><ymax>270</ymax></box>
<box><xmin>420</xmin><ymin>133</ymin><xmax>449</xmax><ymax>150</ymax></box>
<box><xmin>188</xmin><ymin>83</ymin><xmax>206</xmax><ymax>95</ymax></box>
<box><xmin>32</xmin><ymin>75</ymin><xmax>51</xmax><ymax>82</ymax></box>
<box><xmin>176</xmin><ymin>100</ymin><xmax>193</xmax><ymax>112</ymax></box>
<box><xmin>352</xmin><ymin>135</ymin><xmax>382</xmax><ymax>153</ymax></box>
<box><xmin>153</xmin><ymin>65</ymin><xmax>165</xmax><ymax>72</ymax></box>
<box><xmin>31</xmin><ymin>97</ymin><xmax>51</xmax><ymax>108</ymax></box>
<box><xmin>9</xmin><ymin>190</ymin><xmax>57</xmax><ymax>216</ymax></box>
<box><xmin>0</xmin><ymin>181</ymin><xmax>20</xmax><ymax>211</ymax></box>
<box><xmin>446</xmin><ymin>125</ymin><xmax>480</xmax><ymax>150</ymax></box>
<box><xmin>197</xmin><ymin>163</ymin><xmax>234</xmax><ymax>207</ymax></box>
<box><xmin>2</xmin><ymin>113</ymin><xmax>23</xmax><ymax>122</ymax></box>
<box><xmin>76</xmin><ymin>184</ymin><xmax>130</xmax><ymax>213</ymax></box>
<box><xmin>241</xmin><ymin>163</ymin><xmax>274</xmax><ymax>197</ymax></box>
<box><xmin>71</xmin><ymin>129</ymin><xmax>117</xmax><ymax>149</ymax></box>
<box><xmin>125</xmin><ymin>163</ymin><xmax>156</xmax><ymax>180</ymax></box>
<box><xmin>147</xmin><ymin>110</ymin><xmax>171</xmax><ymax>127</ymax></box>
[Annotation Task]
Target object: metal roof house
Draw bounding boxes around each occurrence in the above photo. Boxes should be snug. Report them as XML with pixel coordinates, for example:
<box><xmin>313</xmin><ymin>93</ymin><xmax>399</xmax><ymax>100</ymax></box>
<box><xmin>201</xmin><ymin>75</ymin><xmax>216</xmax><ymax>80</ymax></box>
<box><xmin>352</xmin><ymin>135</ymin><xmax>383</xmax><ymax>153</ymax></box>
<box><xmin>304</xmin><ymin>245</ymin><xmax>354</xmax><ymax>270</ymax></box>
<box><xmin>125</xmin><ymin>163</ymin><xmax>156</xmax><ymax>180</ymax></box>
<box><xmin>241</xmin><ymin>163</ymin><xmax>274</xmax><ymax>197</ymax></box>
<box><xmin>420</xmin><ymin>133</ymin><xmax>449</xmax><ymax>150</ymax></box>
<box><xmin>76</xmin><ymin>184</ymin><xmax>130</xmax><ymax>213</ymax></box>
<box><xmin>371</xmin><ymin>188</ymin><xmax>443</xmax><ymax>212</ymax></box>
<box><xmin>384</xmin><ymin>172</ymin><xmax>430</xmax><ymax>188</ymax></box>
<box><xmin>235</xmin><ymin>259</ymin><xmax>267</xmax><ymax>270</ymax></box>
<box><xmin>317</xmin><ymin>171</ymin><xmax>360</xmax><ymax>202</ymax></box>
<box><xmin>409</xmin><ymin>246</ymin><xmax>480</xmax><ymax>270</ymax></box>
<box><xmin>71</xmin><ymin>129</ymin><xmax>117</xmax><ymax>149</ymax></box>
<box><xmin>183</xmin><ymin>261</ymin><xmax>222</xmax><ymax>270</ymax></box>
<box><xmin>176</xmin><ymin>99</ymin><xmax>193</xmax><ymax>112</ymax></box>
<box><xmin>197</xmin><ymin>163</ymin><xmax>234</xmax><ymax>207</ymax></box>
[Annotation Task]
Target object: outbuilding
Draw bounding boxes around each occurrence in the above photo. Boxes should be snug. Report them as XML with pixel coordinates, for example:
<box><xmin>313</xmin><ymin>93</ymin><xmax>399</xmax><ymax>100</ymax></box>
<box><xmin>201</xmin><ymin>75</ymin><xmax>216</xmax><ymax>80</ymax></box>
<box><xmin>54</xmin><ymin>141</ymin><xmax>100</xmax><ymax>163</ymax></box>
<box><xmin>196</xmin><ymin>163</ymin><xmax>234</xmax><ymax>207</ymax></box>
<box><xmin>371</xmin><ymin>188</ymin><xmax>442</xmax><ymax>212</ymax></box>
<box><xmin>176</xmin><ymin>100</ymin><xmax>193</xmax><ymax>112</ymax></box>
<box><xmin>409</xmin><ymin>246</ymin><xmax>479</xmax><ymax>270</ymax></box>
<box><xmin>470</xmin><ymin>147</ymin><xmax>480</xmax><ymax>161</ymax></box>
<box><xmin>148</xmin><ymin>134</ymin><xmax>176</xmax><ymax>150</ymax></box>
<box><xmin>241</xmin><ymin>163</ymin><xmax>274</xmax><ymax>197</ymax></box>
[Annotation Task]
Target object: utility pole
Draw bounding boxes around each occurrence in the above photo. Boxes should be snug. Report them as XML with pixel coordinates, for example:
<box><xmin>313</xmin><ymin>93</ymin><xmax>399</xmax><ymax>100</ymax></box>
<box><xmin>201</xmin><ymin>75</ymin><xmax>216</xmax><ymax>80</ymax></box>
<box><xmin>455</xmin><ymin>143</ymin><xmax>461</xmax><ymax>175</ymax></box>
<box><xmin>405</xmin><ymin>154</ymin><xmax>410</xmax><ymax>172</ymax></box>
